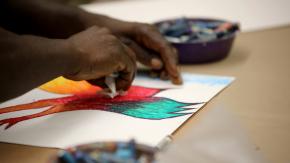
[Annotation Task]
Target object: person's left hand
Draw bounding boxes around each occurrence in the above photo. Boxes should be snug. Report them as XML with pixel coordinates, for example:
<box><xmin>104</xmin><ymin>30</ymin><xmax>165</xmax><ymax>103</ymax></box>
<box><xmin>83</xmin><ymin>15</ymin><xmax>182</xmax><ymax>85</ymax></box>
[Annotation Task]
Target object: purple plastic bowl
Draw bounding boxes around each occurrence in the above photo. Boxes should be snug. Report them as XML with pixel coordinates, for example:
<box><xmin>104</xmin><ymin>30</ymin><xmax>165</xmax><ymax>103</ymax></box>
<box><xmin>155</xmin><ymin>18</ymin><xmax>239</xmax><ymax>64</ymax></box>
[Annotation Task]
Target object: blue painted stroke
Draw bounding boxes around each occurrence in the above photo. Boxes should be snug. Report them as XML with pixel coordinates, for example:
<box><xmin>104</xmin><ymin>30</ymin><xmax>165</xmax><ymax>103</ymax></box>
<box><xmin>182</xmin><ymin>73</ymin><xmax>234</xmax><ymax>86</ymax></box>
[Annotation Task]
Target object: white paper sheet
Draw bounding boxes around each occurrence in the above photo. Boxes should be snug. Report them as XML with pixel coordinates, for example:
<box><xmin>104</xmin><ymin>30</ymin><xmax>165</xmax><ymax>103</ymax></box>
<box><xmin>0</xmin><ymin>73</ymin><xmax>234</xmax><ymax>148</ymax></box>
<box><xmin>81</xmin><ymin>0</ymin><xmax>290</xmax><ymax>32</ymax></box>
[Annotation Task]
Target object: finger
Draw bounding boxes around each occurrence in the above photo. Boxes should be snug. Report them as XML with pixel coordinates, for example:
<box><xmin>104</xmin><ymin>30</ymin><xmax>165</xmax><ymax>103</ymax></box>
<box><xmin>116</xmin><ymin>71</ymin><xmax>134</xmax><ymax>91</ymax></box>
<box><xmin>171</xmin><ymin>46</ymin><xmax>179</xmax><ymax>61</ymax></box>
<box><xmin>116</xmin><ymin>44</ymin><xmax>137</xmax><ymax>91</ymax></box>
<box><xmin>120</xmin><ymin>37</ymin><xmax>163</xmax><ymax>70</ymax></box>
<box><xmin>149</xmin><ymin>69</ymin><xmax>170</xmax><ymax>81</ymax></box>
<box><xmin>160</xmin><ymin>70</ymin><xmax>170</xmax><ymax>80</ymax></box>
<box><xmin>145</xmin><ymin>35</ymin><xmax>182</xmax><ymax>84</ymax></box>
<box><xmin>87</xmin><ymin>77</ymin><xmax>108</xmax><ymax>89</ymax></box>
<box><xmin>145</xmin><ymin>35</ymin><xmax>178</xmax><ymax>75</ymax></box>
<box><xmin>135</xmin><ymin>26</ymin><xmax>182</xmax><ymax>84</ymax></box>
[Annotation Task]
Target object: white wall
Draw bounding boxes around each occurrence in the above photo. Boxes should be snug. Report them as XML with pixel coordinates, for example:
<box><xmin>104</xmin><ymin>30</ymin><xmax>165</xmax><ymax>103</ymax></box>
<box><xmin>82</xmin><ymin>0</ymin><xmax>290</xmax><ymax>32</ymax></box>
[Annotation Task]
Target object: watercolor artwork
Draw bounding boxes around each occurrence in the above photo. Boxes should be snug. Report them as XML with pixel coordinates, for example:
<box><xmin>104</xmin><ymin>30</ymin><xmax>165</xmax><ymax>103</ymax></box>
<box><xmin>0</xmin><ymin>73</ymin><xmax>234</xmax><ymax>148</ymax></box>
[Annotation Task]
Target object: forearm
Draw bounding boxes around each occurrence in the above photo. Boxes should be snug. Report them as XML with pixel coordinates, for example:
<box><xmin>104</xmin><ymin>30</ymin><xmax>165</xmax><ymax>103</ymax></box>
<box><xmin>0</xmin><ymin>28</ymin><xmax>75</xmax><ymax>102</ymax></box>
<box><xmin>0</xmin><ymin>0</ymin><xmax>130</xmax><ymax>38</ymax></box>
<box><xmin>0</xmin><ymin>0</ymin><xmax>85</xmax><ymax>38</ymax></box>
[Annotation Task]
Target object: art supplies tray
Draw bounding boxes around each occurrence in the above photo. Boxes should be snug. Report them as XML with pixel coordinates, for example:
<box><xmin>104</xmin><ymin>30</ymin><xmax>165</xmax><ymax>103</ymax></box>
<box><xmin>48</xmin><ymin>140</ymin><xmax>156</xmax><ymax>163</ymax></box>
<box><xmin>155</xmin><ymin>18</ymin><xmax>239</xmax><ymax>64</ymax></box>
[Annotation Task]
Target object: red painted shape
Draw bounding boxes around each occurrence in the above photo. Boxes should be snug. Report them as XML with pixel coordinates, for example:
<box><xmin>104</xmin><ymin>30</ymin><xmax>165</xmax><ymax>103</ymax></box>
<box><xmin>0</xmin><ymin>86</ymin><xmax>161</xmax><ymax>129</ymax></box>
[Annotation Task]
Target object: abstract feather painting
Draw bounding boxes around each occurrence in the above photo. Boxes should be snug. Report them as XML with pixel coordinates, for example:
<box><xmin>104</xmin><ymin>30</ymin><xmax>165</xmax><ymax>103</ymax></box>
<box><xmin>0</xmin><ymin>73</ymin><xmax>234</xmax><ymax>148</ymax></box>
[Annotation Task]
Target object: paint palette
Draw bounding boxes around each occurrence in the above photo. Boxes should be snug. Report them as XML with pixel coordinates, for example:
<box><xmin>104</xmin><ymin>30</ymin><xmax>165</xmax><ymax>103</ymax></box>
<box><xmin>48</xmin><ymin>140</ymin><xmax>156</xmax><ymax>163</ymax></box>
<box><xmin>155</xmin><ymin>17</ymin><xmax>239</xmax><ymax>64</ymax></box>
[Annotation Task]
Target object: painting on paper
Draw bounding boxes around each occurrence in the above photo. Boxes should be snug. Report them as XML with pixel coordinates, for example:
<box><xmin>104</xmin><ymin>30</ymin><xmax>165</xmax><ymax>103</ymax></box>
<box><xmin>0</xmin><ymin>73</ymin><xmax>234</xmax><ymax>148</ymax></box>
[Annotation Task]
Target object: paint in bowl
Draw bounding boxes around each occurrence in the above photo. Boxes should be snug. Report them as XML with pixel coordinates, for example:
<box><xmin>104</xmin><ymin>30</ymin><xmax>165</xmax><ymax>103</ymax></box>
<box><xmin>155</xmin><ymin>17</ymin><xmax>240</xmax><ymax>64</ymax></box>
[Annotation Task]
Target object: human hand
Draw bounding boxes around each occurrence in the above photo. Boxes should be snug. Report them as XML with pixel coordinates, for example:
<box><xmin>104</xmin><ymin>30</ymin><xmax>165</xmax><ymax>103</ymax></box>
<box><xmin>82</xmin><ymin>14</ymin><xmax>182</xmax><ymax>84</ymax></box>
<box><xmin>117</xmin><ymin>22</ymin><xmax>182</xmax><ymax>84</ymax></box>
<box><xmin>5</xmin><ymin>0</ymin><xmax>182</xmax><ymax>85</ymax></box>
<box><xmin>64</xmin><ymin>26</ymin><xmax>136</xmax><ymax>91</ymax></box>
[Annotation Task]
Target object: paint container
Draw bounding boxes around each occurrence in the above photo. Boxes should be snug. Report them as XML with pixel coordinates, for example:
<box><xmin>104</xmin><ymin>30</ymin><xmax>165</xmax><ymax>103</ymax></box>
<box><xmin>47</xmin><ymin>140</ymin><xmax>156</xmax><ymax>163</ymax></box>
<box><xmin>155</xmin><ymin>17</ymin><xmax>240</xmax><ymax>64</ymax></box>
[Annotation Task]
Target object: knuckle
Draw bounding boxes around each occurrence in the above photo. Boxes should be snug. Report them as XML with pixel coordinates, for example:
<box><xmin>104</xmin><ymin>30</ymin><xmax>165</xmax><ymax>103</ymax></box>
<box><xmin>135</xmin><ymin>23</ymin><xmax>155</xmax><ymax>33</ymax></box>
<box><xmin>144</xmin><ymin>24</ymin><xmax>158</xmax><ymax>32</ymax></box>
<box><xmin>107</xmin><ymin>42</ymin><xmax>123</xmax><ymax>56</ymax></box>
<box><xmin>102</xmin><ymin>36</ymin><xmax>121</xmax><ymax>50</ymax></box>
<box><xmin>105</xmin><ymin>35</ymin><xmax>119</xmax><ymax>43</ymax></box>
<box><xmin>99</xmin><ymin>27</ymin><xmax>111</xmax><ymax>34</ymax></box>
<box><xmin>90</xmin><ymin>25</ymin><xmax>99</xmax><ymax>30</ymax></box>
<box><xmin>89</xmin><ymin>25</ymin><xmax>100</xmax><ymax>33</ymax></box>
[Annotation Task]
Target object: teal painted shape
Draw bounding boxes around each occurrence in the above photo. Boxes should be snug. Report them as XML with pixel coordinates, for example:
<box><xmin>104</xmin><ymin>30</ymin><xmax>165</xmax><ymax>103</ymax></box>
<box><xmin>110</xmin><ymin>98</ymin><xmax>195</xmax><ymax>120</ymax></box>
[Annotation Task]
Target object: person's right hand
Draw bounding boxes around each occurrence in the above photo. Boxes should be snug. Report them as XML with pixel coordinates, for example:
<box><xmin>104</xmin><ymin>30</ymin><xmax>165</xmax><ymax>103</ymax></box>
<box><xmin>64</xmin><ymin>26</ymin><xmax>136</xmax><ymax>91</ymax></box>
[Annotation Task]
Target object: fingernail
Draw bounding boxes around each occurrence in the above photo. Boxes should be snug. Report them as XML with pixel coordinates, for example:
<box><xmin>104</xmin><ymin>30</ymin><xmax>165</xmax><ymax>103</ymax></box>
<box><xmin>151</xmin><ymin>58</ymin><xmax>163</xmax><ymax>69</ymax></box>
<box><xmin>172</xmin><ymin>74</ymin><xmax>183</xmax><ymax>85</ymax></box>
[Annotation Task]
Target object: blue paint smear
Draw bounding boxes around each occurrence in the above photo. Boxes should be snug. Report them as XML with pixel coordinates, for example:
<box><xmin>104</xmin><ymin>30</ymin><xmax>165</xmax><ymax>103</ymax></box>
<box><xmin>182</xmin><ymin>73</ymin><xmax>234</xmax><ymax>86</ymax></box>
<box><xmin>136</xmin><ymin>72</ymin><xmax>234</xmax><ymax>86</ymax></box>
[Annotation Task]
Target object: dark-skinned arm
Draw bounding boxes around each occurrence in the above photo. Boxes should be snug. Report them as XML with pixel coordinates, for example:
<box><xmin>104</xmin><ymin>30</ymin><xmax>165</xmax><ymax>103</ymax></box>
<box><xmin>1</xmin><ymin>0</ymin><xmax>182</xmax><ymax>84</ymax></box>
<box><xmin>0</xmin><ymin>26</ymin><xmax>136</xmax><ymax>102</ymax></box>
<box><xmin>0</xmin><ymin>27</ymin><xmax>74</xmax><ymax>101</ymax></box>
<box><xmin>0</xmin><ymin>0</ymin><xmax>86</xmax><ymax>38</ymax></box>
